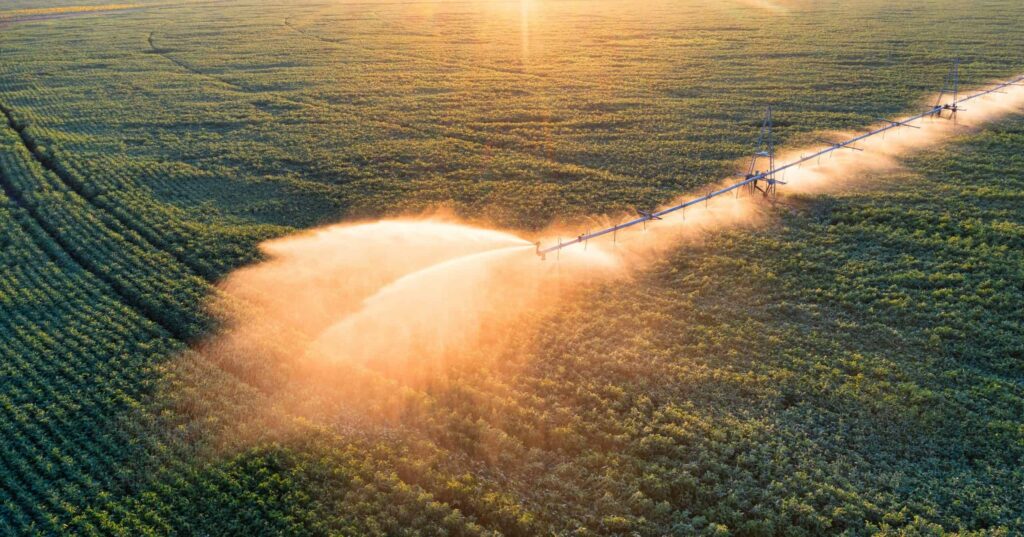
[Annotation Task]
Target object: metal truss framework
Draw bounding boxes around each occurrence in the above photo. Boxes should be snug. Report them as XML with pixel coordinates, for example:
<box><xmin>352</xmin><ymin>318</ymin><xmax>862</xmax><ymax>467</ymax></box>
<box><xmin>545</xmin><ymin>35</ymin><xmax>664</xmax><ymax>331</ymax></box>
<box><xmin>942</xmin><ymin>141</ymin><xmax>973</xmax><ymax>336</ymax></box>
<box><xmin>536</xmin><ymin>62</ymin><xmax>1024</xmax><ymax>259</ymax></box>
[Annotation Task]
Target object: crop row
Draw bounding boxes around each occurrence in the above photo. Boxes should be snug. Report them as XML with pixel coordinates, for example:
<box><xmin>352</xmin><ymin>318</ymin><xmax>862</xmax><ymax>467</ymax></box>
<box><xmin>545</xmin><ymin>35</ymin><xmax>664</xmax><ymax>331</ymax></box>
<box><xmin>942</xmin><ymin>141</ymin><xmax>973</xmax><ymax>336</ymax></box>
<box><xmin>0</xmin><ymin>74</ymin><xmax>287</xmax><ymax>277</ymax></box>
<box><xmin>0</xmin><ymin>188</ymin><xmax>187</xmax><ymax>534</ymax></box>
<box><xmin>0</xmin><ymin>120</ymin><xmax>211</xmax><ymax>340</ymax></box>
<box><xmin>0</xmin><ymin>165</ymin><xmax>511</xmax><ymax>535</ymax></box>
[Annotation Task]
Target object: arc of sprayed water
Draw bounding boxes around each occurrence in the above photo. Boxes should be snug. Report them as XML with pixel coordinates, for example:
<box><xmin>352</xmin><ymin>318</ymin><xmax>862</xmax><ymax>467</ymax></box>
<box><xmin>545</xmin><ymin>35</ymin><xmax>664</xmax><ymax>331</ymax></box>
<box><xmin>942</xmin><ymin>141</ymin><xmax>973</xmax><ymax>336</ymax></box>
<box><xmin>360</xmin><ymin>244</ymin><xmax>535</xmax><ymax>307</ymax></box>
<box><xmin>306</xmin><ymin>243</ymin><xmax>537</xmax><ymax>356</ymax></box>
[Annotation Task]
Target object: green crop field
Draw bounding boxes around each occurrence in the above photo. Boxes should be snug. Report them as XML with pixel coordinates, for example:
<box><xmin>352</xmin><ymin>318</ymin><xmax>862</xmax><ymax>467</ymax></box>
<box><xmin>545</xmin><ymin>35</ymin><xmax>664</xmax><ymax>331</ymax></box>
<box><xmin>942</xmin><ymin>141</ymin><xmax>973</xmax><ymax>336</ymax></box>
<box><xmin>0</xmin><ymin>0</ymin><xmax>1022</xmax><ymax>535</ymax></box>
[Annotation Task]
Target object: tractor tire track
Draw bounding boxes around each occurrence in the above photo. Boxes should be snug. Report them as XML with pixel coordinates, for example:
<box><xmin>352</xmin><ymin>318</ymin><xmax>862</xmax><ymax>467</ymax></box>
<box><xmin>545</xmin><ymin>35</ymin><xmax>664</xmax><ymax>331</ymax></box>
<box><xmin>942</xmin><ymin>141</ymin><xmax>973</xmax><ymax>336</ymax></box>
<box><xmin>280</xmin><ymin>18</ymin><xmax>655</xmax><ymax>184</ymax></box>
<box><xmin>0</xmin><ymin>101</ymin><xmax>287</xmax><ymax>400</ymax></box>
<box><xmin>0</xmin><ymin>108</ymin><xmax>282</xmax><ymax>401</ymax></box>
<box><xmin>0</xmin><ymin>100</ymin><xmax>217</xmax><ymax>283</ymax></box>
<box><xmin>5</xmin><ymin>16</ymin><xmax>512</xmax><ymax>528</ymax></box>
<box><xmin>0</xmin><ymin>119</ymin><xmax>185</xmax><ymax>342</ymax></box>
<box><xmin>287</xmin><ymin>13</ymin><xmax>664</xmax><ymax>99</ymax></box>
<box><xmin>147</xmin><ymin>31</ymin><xmax>245</xmax><ymax>92</ymax></box>
<box><xmin>149</xmin><ymin>24</ymin><xmax>649</xmax><ymax>194</ymax></box>
<box><xmin>284</xmin><ymin>16</ymin><xmax>549</xmax><ymax>81</ymax></box>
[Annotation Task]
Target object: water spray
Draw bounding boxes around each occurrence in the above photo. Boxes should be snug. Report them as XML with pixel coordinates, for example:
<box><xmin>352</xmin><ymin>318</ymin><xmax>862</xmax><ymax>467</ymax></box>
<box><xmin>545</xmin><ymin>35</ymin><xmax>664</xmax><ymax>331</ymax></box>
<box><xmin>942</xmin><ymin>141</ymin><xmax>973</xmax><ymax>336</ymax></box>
<box><xmin>535</xmin><ymin>60</ymin><xmax>1024</xmax><ymax>259</ymax></box>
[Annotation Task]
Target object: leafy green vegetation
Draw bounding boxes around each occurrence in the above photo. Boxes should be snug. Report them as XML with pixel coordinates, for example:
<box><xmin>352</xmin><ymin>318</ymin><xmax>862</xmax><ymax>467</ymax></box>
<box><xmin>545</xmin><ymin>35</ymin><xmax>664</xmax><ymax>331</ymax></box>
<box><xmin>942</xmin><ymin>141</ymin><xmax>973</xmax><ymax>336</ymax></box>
<box><xmin>0</xmin><ymin>0</ymin><xmax>1021</xmax><ymax>535</ymax></box>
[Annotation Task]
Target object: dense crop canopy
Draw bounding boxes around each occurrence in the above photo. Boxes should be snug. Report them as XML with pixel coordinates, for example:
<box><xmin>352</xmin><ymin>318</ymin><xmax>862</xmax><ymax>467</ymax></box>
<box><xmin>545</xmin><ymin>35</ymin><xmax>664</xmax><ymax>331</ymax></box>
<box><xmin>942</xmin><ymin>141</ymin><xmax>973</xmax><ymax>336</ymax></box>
<box><xmin>0</xmin><ymin>0</ymin><xmax>1021</xmax><ymax>534</ymax></box>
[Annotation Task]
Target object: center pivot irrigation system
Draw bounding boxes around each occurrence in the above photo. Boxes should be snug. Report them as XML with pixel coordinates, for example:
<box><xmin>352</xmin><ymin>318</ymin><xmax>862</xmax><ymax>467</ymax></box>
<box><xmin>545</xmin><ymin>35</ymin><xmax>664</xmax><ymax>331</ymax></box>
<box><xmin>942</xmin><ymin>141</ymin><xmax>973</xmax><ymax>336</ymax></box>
<box><xmin>534</xmin><ymin>60</ymin><xmax>1024</xmax><ymax>260</ymax></box>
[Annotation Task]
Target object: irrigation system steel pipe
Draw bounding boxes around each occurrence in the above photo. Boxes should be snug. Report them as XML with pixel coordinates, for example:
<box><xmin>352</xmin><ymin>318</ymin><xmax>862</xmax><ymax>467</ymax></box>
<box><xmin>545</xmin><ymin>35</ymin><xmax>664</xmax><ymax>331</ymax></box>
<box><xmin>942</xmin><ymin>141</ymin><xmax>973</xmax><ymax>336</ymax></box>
<box><xmin>536</xmin><ymin>74</ymin><xmax>1024</xmax><ymax>259</ymax></box>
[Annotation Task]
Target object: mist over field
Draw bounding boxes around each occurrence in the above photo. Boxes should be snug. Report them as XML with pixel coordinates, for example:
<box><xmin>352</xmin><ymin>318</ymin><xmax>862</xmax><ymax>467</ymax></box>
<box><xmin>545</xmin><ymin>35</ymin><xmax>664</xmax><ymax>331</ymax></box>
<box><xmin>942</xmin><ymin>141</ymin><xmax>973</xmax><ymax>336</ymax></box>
<box><xmin>0</xmin><ymin>0</ymin><xmax>1022</xmax><ymax>535</ymax></box>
